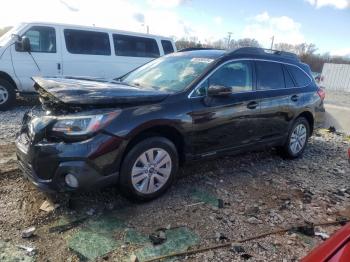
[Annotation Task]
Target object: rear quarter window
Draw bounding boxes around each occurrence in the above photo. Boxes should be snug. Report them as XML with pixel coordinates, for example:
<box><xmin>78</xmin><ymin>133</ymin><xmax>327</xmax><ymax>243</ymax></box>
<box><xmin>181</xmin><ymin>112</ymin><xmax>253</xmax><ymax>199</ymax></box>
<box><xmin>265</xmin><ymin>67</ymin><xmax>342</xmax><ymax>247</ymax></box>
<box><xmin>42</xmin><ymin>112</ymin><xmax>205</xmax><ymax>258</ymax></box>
<box><xmin>286</xmin><ymin>65</ymin><xmax>311</xmax><ymax>87</ymax></box>
<box><xmin>113</xmin><ymin>34</ymin><xmax>160</xmax><ymax>58</ymax></box>
<box><xmin>64</xmin><ymin>29</ymin><xmax>111</xmax><ymax>56</ymax></box>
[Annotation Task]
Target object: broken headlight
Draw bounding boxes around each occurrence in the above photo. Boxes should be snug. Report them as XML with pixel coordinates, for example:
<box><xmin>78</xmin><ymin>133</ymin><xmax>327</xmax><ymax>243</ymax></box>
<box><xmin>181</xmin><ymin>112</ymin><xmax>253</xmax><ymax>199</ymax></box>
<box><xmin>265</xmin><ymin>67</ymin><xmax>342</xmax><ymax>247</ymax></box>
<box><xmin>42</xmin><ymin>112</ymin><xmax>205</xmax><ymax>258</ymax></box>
<box><xmin>51</xmin><ymin>111</ymin><xmax>120</xmax><ymax>136</ymax></box>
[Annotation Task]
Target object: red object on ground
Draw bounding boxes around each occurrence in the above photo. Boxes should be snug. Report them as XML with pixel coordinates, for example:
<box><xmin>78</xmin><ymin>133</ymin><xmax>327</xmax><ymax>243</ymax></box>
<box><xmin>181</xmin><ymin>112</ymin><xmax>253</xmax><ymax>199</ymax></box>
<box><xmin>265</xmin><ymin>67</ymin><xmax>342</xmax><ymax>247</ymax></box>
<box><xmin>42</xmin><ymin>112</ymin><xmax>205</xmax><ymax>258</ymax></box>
<box><xmin>302</xmin><ymin>223</ymin><xmax>350</xmax><ymax>262</ymax></box>
<box><xmin>317</xmin><ymin>87</ymin><xmax>326</xmax><ymax>101</ymax></box>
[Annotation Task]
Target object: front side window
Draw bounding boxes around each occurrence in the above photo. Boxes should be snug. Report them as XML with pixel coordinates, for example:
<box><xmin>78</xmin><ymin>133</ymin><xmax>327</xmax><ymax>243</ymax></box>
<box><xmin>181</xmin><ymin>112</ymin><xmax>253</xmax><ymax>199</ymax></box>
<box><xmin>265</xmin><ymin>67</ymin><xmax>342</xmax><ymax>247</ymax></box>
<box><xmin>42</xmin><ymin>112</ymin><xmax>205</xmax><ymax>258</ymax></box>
<box><xmin>286</xmin><ymin>65</ymin><xmax>311</xmax><ymax>87</ymax></box>
<box><xmin>208</xmin><ymin>61</ymin><xmax>253</xmax><ymax>92</ymax></box>
<box><xmin>161</xmin><ymin>40</ymin><xmax>174</xmax><ymax>55</ymax></box>
<box><xmin>64</xmin><ymin>29</ymin><xmax>111</xmax><ymax>55</ymax></box>
<box><xmin>22</xmin><ymin>26</ymin><xmax>56</xmax><ymax>53</ymax></box>
<box><xmin>121</xmin><ymin>55</ymin><xmax>214</xmax><ymax>92</ymax></box>
<box><xmin>113</xmin><ymin>34</ymin><xmax>160</xmax><ymax>58</ymax></box>
<box><xmin>256</xmin><ymin>61</ymin><xmax>285</xmax><ymax>90</ymax></box>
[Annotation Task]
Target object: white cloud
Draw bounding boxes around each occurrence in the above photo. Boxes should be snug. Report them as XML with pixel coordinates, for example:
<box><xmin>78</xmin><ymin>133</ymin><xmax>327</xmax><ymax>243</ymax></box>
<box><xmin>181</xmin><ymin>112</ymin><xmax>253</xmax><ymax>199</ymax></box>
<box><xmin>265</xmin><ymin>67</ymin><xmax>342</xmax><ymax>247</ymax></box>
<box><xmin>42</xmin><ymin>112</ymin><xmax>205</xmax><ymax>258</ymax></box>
<box><xmin>305</xmin><ymin>0</ymin><xmax>349</xmax><ymax>9</ymax></box>
<box><xmin>242</xmin><ymin>12</ymin><xmax>305</xmax><ymax>47</ymax></box>
<box><xmin>331</xmin><ymin>48</ymin><xmax>350</xmax><ymax>57</ymax></box>
<box><xmin>254</xmin><ymin>11</ymin><xmax>269</xmax><ymax>22</ymax></box>
<box><xmin>146</xmin><ymin>0</ymin><xmax>187</xmax><ymax>8</ymax></box>
<box><xmin>0</xmin><ymin>0</ymin><xmax>223</xmax><ymax>44</ymax></box>
<box><xmin>213</xmin><ymin>16</ymin><xmax>223</xmax><ymax>25</ymax></box>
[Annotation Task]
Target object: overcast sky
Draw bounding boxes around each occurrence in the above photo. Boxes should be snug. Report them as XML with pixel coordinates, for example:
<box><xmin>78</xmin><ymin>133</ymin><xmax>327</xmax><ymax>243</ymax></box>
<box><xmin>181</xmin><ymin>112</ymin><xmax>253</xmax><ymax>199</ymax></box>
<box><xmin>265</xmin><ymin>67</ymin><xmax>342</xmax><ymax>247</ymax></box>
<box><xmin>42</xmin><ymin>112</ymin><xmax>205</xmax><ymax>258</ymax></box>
<box><xmin>1</xmin><ymin>0</ymin><xmax>349</xmax><ymax>56</ymax></box>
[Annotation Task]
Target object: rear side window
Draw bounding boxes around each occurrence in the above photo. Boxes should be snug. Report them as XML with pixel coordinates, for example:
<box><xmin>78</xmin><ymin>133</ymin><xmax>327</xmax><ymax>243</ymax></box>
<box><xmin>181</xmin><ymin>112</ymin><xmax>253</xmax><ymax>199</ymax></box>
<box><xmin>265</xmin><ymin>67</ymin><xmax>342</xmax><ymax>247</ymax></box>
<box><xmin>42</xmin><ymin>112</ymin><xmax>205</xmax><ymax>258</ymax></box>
<box><xmin>286</xmin><ymin>65</ymin><xmax>311</xmax><ymax>87</ymax></box>
<box><xmin>64</xmin><ymin>29</ymin><xmax>111</xmax><ymax>56</ymax></box>
<box><xmin>161</xmin><ymin>40</ymin><xmax>174</xmax><ymax>55</ymax></box>
<box><xmin>22</xmin><ymin>26</ymin><xmax>56</xmax><ymax>53</ymax></box>
<box><xmin>113</xmin><ymin>34</ymin><xmax>160</xmax><ymax>58</ymax></box>
<box><xmin>256</xmin><ymin>61</ymin><xmax>285</xmax><ymax>90</ymax></box>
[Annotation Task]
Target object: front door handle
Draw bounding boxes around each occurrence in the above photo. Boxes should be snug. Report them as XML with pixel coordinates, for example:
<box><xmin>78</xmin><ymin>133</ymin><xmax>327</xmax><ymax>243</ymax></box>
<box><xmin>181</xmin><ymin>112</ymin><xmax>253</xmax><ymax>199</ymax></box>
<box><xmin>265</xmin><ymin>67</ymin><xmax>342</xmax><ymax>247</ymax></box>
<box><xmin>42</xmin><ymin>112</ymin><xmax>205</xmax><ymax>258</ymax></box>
<box><xmin>247</xmin><ymin>101</ymin><xmax>258</xmax><ymax>109</ymax></box>
<box><xmin>291</xmin><ymin>95</ymin><xmax>299</xmax><ymax>102</ymax></box>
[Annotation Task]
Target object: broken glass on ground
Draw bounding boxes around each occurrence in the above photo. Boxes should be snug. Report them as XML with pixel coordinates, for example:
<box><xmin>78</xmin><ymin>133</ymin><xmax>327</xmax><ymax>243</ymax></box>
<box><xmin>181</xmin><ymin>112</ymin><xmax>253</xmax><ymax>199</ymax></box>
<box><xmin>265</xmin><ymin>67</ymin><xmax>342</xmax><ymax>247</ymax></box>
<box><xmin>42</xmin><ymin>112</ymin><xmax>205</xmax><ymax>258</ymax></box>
<box><xmin>189</xmin><ymin>188</ymin><xmax>219</xmax><ymax>207</ymax></box>
<box><xmin>0</xmin><ymin>240</ymin><xmax>35</xmax><ymax>262</ymax></box>
<box><xmin>67</xmin><ymin>213</ymin><xmax>124</xmax><ymax>260</ymax></box>
<box><xmin>133</xmin><ymin>227</ymin><xmax>200</xmax><ymax>262</ymax></box>
<box><xmin>124</xmin><ymin>228</ymin><xmax>149</xmax><ymax>245</ymax></box>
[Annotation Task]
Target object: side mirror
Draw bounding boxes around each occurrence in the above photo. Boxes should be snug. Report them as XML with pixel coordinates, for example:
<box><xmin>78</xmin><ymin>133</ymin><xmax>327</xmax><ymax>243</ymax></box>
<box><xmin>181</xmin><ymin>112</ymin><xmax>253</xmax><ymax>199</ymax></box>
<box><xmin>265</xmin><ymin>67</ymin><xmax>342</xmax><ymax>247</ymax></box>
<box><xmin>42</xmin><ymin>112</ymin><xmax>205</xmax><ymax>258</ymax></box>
<box><xmin>207</xmin><ymin>85</ymin><xmax>232</xmax><ymax>97</ymax></box>
<box><xmin>15</xmin><ymin>36</ymin><xmax>31</xmax><ymax>52</ymax></box>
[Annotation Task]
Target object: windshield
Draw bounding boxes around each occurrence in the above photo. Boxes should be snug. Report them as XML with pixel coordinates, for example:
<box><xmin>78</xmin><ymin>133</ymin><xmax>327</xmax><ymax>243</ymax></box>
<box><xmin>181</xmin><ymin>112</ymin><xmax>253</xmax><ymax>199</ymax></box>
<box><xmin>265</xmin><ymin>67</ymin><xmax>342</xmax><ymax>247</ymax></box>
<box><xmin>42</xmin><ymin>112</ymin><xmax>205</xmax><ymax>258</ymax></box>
<box><xmin>121</xmin><ymin>54</ymin><xmax>214</xmax><ymax>92</ymax></box>
<box><xmin>0</xmin><ymin>23</ymin><xmax>24</xmax><ymax>47</ymax></box>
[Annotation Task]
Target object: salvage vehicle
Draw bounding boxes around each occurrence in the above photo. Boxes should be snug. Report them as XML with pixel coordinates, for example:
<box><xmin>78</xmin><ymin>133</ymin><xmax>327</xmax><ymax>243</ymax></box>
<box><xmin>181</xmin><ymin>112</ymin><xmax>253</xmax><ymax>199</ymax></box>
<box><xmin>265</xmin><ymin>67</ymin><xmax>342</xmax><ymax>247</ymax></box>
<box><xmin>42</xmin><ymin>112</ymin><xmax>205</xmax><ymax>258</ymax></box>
<box><xmin>302</xmin><ymin>222</ymin><xmax>350</xmax><ymax>262</ymax></box>
<box><xmin>0</xmin><ymin>22</ymin><xmax>176</xmax><ymax>110</ymax></box>
<box><xmin>16</xmin><ymin>47</ymin><xmax>325</xmax><ymax>200</ymax></box>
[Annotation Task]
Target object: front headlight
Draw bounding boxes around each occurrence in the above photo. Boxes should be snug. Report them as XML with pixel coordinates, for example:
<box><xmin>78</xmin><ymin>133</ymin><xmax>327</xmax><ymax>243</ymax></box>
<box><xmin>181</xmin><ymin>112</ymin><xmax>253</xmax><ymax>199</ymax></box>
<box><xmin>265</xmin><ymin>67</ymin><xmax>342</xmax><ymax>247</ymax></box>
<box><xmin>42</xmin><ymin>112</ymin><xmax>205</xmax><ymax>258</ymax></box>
<box><xmin>52</xmin><ymin>111</ymin><xmax>120</xmax><ymax>136</ymax></box>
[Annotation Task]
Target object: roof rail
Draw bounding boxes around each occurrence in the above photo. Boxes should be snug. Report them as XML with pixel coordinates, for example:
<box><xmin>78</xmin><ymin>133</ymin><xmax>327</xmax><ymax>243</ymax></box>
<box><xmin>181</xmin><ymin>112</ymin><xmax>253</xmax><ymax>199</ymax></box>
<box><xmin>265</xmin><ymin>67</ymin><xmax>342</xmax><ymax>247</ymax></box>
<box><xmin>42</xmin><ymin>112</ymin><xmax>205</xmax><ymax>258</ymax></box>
<box><xmin>230</xmin><ymin>47</ymin><xmax>300</xmax><ymax>61</ymax></box>
<box><xmin>178</xmin><ymin>47</ymin><xmax>222</xmax><ymax>52</ymax></box>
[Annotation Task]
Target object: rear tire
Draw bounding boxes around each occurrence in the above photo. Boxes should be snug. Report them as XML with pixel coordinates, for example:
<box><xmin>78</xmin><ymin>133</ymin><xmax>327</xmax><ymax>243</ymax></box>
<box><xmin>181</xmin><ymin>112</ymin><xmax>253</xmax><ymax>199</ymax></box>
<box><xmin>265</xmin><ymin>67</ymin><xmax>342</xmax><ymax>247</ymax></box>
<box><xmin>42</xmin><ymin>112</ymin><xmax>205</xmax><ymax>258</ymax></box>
<box><xmin>280</xmin><ymin>117</ymin><xmax>310</xmax><ymax>159</ymax></box>
<box><xmin>0</xmin><ymin>79</ymin><xmax>16</xmax><ymax>111</ymax></box>
<box><xmin>119</xmin><ymin>137</ymin><xmax>179</xmax><ymax>201</ymax></box>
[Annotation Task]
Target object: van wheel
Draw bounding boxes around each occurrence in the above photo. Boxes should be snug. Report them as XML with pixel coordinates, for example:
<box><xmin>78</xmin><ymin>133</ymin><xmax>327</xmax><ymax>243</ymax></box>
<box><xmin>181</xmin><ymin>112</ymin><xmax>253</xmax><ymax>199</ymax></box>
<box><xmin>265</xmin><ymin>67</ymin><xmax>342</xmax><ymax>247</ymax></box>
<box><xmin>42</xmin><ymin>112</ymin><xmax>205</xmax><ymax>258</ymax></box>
<box><xmin>119</xmin><ymin>137</ymin><xmax>178</xmax><ymax>201</ymax></box>
<box><xmin>0</xmin><ymin>79</ymin><xmax>16</xmax><ymax>111</ymax></box>
<box><xmin>281</xmin><ymin>117</ymin><xmax>310</xmax><ymax>159</ymax></box>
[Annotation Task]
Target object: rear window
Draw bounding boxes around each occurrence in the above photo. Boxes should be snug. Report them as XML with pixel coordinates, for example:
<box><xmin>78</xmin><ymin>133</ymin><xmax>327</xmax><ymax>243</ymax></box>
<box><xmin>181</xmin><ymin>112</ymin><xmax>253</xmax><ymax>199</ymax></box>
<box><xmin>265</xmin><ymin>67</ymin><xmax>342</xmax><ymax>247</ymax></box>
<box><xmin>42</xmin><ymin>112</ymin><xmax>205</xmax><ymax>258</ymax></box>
<box><xmin>286</xmin><ymin>65</ymin><xmax>311</xmax><ymax>87</ymax></box>
<box><xmin>161</xmin><ymin>40</ymin><xmax>174</xmax><ymax>55</ymax></box>
<box><xmin>64</xmin><ymin>29</ymin><xmax>111</xmax><ymax>56</ymax></box>
<box><xmin>256</xmin><ymin>61</ymin><xmax>285</xmax><ymax>90</ymax></box>
<box><xmin>113</xmin><ymin>34</ymin><xmax>160</xmax><ymax>58</ymax></box>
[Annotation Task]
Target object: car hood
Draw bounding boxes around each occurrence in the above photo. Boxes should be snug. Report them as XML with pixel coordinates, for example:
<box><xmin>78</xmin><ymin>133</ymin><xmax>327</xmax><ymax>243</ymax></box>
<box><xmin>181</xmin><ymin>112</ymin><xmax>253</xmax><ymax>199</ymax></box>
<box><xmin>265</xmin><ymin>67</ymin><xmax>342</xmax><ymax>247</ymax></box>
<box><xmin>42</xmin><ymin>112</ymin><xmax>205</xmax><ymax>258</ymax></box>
<box><xmin>33</xmin><ymin>76</ymin><xmax>171</xmax><ymax>109</ymax></box>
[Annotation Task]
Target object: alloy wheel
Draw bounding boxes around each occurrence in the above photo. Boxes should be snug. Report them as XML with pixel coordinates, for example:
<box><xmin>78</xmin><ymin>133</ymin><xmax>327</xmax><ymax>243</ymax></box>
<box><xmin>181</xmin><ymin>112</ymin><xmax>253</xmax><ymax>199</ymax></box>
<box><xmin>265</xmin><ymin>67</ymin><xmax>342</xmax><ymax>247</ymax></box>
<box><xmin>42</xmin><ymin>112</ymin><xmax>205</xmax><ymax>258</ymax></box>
<box><xmin>131</xmin><ymin>148</ymin><xmax>172</xmax><ymax>194</ymax></box>
<box><xmin>0</xmin><ymin>86</ymin><xmax>9</xmax><ymax>105</ymax></box>
<box><xmin>289</xmin><ymin>123</ymin><xmax>307</xmax><ymax>155</ymax></box>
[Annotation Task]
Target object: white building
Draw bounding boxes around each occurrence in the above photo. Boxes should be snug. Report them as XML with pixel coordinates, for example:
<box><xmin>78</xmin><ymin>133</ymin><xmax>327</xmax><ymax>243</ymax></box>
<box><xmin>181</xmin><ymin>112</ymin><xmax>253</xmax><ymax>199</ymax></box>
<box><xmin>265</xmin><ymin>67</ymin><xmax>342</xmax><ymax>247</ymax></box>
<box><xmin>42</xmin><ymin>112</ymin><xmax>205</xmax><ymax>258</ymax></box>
<box><xmin>320</xmin><ymin>63</ymin><xmax>350</xmax><ymax>92</ymax></box>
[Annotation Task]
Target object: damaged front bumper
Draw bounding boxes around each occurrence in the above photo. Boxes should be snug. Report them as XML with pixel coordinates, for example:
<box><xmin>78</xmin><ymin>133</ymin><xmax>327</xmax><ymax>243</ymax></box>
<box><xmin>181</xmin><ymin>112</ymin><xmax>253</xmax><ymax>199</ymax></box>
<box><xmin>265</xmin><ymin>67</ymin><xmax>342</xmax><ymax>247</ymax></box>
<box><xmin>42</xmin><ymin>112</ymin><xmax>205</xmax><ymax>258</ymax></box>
<box><xmin>15</xmin><ymin>111</ymin><xmax>125</xmax><ymax>192</ymax></box>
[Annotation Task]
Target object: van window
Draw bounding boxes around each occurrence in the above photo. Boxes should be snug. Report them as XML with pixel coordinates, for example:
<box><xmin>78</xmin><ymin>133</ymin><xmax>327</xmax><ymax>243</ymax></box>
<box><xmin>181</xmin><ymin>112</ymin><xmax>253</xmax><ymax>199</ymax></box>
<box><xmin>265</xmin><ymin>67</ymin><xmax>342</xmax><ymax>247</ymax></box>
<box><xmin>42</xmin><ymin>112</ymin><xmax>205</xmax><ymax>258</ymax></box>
<box><xmin>208</xmin><ymin>61</ymin><xmax>253</xmax><ymax>92</ymax></box>
<box><xmin>113</xmin><ymin>34</ymin><xmax>160</xmax><ymax>58</ymax></box>
<box><xmin>286</xmin><ymin>65</ymin><xmax>311</xmax><ymax>87</ymax></box>
<box><xmin>256</xmin><ymin>61</ymin><xmax>285</xmax><ymax>90</ymax></box>
<box><xmin>161</xmin><ymin>40</ymin><xmax>174</xmax><ymax>55</ymax></box>
<box><xmin>64</xmin><ymin>29</ymin><xmax>111</xmax><ymax>56</ymax></box>
<box><xmin>22</xmin><ymin>26</ymin><xmax>56</xmax><ymax>53</ymax></box>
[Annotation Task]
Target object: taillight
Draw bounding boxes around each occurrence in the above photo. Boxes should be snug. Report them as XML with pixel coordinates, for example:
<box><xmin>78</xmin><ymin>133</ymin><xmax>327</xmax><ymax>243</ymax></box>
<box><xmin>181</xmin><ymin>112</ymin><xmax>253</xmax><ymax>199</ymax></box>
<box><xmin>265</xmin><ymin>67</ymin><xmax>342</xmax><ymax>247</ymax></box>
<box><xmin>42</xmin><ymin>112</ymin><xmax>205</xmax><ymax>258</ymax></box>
<box><xmin>317</xmin><ymin>87</ymin><xmax>325</xmax><ymax>101</ymax></box>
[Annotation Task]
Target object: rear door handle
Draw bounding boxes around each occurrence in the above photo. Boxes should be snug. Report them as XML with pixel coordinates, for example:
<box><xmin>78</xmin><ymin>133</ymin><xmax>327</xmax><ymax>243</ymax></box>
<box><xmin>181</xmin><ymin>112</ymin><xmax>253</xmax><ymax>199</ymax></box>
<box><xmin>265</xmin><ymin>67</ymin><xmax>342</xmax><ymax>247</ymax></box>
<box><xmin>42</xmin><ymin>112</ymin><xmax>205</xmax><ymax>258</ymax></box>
<box><xmin>291</xmin><ymin>95</ymin><xmax>299</xmax><ymax>102</ymax></box>
<box><xmin>57</xmin><ymin>63</ymin><xmax>61</xmax><ymax>71</ymax></box>
<box><xmin>247</xmin><ymin>101</ymin><xmax>258</xmax><ymax>109</ymax></box>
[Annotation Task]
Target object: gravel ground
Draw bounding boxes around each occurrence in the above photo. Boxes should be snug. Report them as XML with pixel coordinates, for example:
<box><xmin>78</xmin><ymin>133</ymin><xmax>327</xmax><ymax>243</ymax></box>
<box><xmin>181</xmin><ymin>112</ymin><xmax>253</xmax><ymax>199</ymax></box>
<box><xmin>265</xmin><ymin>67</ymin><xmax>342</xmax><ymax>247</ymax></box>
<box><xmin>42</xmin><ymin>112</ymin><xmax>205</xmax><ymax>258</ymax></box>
<box><xmin>1</xmin><ymin>98</ymin><xmax>350</xmax><ymax>261</ymax></box>
<box><xmin>324</xmin><ymin>90</ymin><xmax>350</xmax><ymax>108</ymax></box>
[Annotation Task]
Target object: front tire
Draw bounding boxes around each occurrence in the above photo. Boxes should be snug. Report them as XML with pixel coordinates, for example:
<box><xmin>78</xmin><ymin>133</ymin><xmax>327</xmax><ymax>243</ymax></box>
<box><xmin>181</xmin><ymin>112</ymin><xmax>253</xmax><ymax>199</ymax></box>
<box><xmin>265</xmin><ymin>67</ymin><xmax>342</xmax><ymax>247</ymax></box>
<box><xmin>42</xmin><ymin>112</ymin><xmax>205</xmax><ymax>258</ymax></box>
<box><xmin>281</xmin><ymin>117</ymin><xmax>310</xmax><ymax>159</ymax></box>
<box><xmin>0</xmin><ymin>79</ymin><xmax>16</xmax><ymax>111</ymax></box>
<box><xmin>119</xmin><ymin>137</ymin><xmax>179</xmax><ymax>201</ymax></box>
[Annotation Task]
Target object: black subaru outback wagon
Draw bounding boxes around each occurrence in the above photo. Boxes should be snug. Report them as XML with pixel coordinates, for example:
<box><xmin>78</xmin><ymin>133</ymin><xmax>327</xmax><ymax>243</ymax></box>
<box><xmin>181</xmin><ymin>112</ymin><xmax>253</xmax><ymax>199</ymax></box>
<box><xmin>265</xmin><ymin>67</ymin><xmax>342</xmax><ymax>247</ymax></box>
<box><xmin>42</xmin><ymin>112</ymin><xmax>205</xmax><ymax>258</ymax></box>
<box><xmin>16</xmin><ymin>47</ymin><xmax>325</xmax><ymax>200</ymax></box>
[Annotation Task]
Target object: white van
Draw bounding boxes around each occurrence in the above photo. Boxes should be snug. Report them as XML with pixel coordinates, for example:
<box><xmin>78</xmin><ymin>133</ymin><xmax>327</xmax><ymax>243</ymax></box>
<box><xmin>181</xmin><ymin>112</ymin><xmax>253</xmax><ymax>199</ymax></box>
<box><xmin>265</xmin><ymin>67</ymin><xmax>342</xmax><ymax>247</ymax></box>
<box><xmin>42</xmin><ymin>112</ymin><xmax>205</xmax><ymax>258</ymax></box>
<box><xmin>0</xmin><ymin>22</ymin><xmax>176</xmax><ymax>110</ymax></box>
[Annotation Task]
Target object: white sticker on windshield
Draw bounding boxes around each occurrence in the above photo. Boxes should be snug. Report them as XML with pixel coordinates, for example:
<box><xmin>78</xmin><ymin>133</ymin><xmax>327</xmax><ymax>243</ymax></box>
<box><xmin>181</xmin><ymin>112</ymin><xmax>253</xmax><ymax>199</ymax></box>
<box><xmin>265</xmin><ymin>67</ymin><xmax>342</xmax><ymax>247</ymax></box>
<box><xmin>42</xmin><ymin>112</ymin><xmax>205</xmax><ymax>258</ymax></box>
<box><xmin>191</xmin><ymin>58</ymin><xmax>213</xmax><ymax>63</ymax></box>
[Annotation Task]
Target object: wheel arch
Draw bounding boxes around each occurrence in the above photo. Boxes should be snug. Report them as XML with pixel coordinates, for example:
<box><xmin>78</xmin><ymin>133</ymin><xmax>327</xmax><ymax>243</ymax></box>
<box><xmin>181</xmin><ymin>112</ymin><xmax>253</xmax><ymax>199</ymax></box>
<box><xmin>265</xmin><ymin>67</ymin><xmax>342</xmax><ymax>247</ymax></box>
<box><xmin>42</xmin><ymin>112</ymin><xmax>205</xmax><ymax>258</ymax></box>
<box><xmin>0</xmin><ymin>71</ymin><xmax>17</xmax><ymax>90</ymax></box>
<box><xmin>121</xmin><ymin>124</ymin><xmax>186</xmax><ymax>170</ymax></box>
<box><xmin>296</xmin><ymin>111</ymin><xmax>314</xmax><ymax>136</ymax></box>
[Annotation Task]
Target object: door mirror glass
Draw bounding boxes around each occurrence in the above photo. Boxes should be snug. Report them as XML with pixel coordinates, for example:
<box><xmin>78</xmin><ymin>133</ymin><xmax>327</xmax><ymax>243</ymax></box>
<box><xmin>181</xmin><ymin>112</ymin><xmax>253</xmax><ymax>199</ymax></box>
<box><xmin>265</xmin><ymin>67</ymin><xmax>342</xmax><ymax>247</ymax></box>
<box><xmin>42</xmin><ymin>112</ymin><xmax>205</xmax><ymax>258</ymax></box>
<box><xmin>15</xmin><ymin>36</ymin><xmax>31</xmax><ymax>52</ymax></box>
<box><xmin>207</xmin><ymin>85</ymin><xmax>232</xmax><ymax>97</ymax></box>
